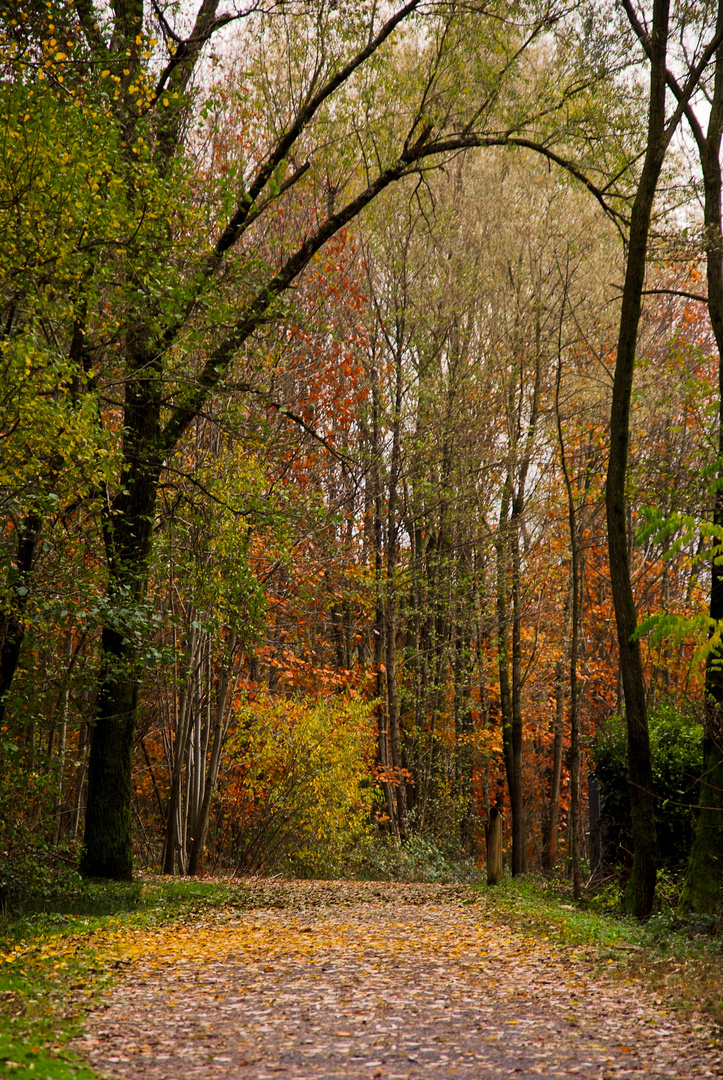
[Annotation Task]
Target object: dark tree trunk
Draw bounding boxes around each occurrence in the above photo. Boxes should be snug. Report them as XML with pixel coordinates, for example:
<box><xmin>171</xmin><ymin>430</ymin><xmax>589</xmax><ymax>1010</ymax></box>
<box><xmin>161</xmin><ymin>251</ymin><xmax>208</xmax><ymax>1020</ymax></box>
<box><xmin>81</xmin><ymin>365</ymin><xmax>162</xmax><ymax>880</ymax></box>
<box><xmin>496</xmin><ymin>486</ymin><xmax>520</xmax><ymax>874</ymax></box>
<box><xmin>454</xmin><ymin>607</ymin><xmax>475</xmax><ymax>849</ymax></box>
<box><xmin>496</xmin><ymin>323</ymin><xmax>542</xmax><ymax>877</ymax></box>
<box><xmin>567</xmin><ymin>503</ymin><xmax>582</xmax><ymax>900</ymax></box>
<box><xmin>606</xmin><ymin>0</ymin><xmax>673</xmax><ymax>918</ymax></box>
<box><xmin>544</xmin><ymin>651</ymin><xmax>566</xmax><ymax>872</ymax></box>
<box><xmin>588</xmin><ymin>773</ymin><xmax>602</xmax><ymax>873</ymax></box>
<box><xmin>385</xmin><ymin>332</ymin><xmax>408</xmax><ymax>833</ymax></box>
<box><xmin>0</xmin><ymin>513</ymin><xmax>42</xmax><ymax>729</ymax></box>
<box><xmin>509</xmin><ymin>523</ymin><xmax>525</xmax><ymax>874</ymax></box>
<box><xmin>486</xmin><ymin>801</ymin><xmax>503</xmax><ymax>885</ymax></box>
<box><xmin>555</xmin><ymin>327</ymin><xmax>584</xmax><ymax>898</ymax></box>
<box><xmin>81</xmin><ymin>626</ymin><xmax>138</xmax><ymax>880</ymax></box>
<box><xmin>497</xmin><ymin>493</ymin><xmax>525</xmax><ymax>875</ymax></box>
<box><xmin>369</xmin><ymin>363</ymin><xmax>399</xmax><ymax>837</ymax></box>
<box><xmin>677</xmin><ymin>11</ymin><xmax>723</xmax><ymax>915</ymax></box>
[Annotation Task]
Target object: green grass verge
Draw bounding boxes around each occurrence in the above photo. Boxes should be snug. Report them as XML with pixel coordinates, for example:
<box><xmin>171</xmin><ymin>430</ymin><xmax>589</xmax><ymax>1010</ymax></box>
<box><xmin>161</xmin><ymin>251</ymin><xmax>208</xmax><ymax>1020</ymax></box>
<box><xmin>474</xmin><ymin>874</ymin><xmax>649</xmax><ymax>949</ymax></box>
<box><xmin>0</xmin><ymin>877</ymin><xmax>261</xmax><ymax>1079</ymax></box>
<box><xmin>474</xmin><ymin>874</ymin><xmax>723</xmax><ymax>1031</ymax></box>
<box><xmin>0</xmin><ymin>932</ymin><xmax>103</xmax><ymax>1080</ymax></box>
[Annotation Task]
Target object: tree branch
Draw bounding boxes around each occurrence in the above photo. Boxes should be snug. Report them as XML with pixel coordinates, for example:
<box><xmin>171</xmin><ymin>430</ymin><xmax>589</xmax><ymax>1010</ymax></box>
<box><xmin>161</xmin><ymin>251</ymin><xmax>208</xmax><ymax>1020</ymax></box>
<box><xmin>209</xmin><ymin>0</ymin><xmax>421</xmax><ymax>263</ymax></box>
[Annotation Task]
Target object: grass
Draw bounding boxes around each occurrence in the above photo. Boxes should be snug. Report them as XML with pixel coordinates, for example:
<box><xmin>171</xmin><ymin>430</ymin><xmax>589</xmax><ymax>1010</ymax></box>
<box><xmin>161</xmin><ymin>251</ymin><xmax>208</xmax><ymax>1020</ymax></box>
<box><xmin>474</xmin><ymin>873</ymin><xmax>723</xmax><ymax>1033</ymax></box>
<box><xmin>1</xmin><ymin>869</ymin><xmax>722</xmax><ymax>1077</ymax></box>
<box><xmin>475</xmin><ymin>874</ymin><xmax>649</xmax><ymax>950</ymax></box>
<box><xmin>0</xmin><ymin>876</ymin><xmax>261</xmax><ymax>1079</ymax></box>
<box><xmin>0</xmin><ymin>933</ymin><xmax>103</xmax><ymax>1080</ymax></box>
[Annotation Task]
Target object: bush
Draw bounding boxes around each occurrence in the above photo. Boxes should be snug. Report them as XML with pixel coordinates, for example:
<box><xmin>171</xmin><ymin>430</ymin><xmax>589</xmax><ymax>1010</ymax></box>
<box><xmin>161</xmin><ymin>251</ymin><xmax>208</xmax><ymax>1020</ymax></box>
<box><xmin>214</xmin><ymin>692</ymin><xmax>376</xmax><ymax>877</ymax></box>
<box><xmin>593</xmin><ymin>700</ymin><xmax>703</xmax><ymax>874</ymax></box>
<box><xmin>357</xmin><ymin>832</ymin><xmax>479</xmax><ymax>883</ymax></box>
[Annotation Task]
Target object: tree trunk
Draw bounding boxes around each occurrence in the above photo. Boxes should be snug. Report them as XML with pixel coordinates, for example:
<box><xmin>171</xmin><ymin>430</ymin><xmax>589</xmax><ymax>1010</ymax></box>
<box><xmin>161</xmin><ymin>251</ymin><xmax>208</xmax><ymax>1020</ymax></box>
<box><xmin>496</xmin><ymin>485</ymin><xmax>520</xmax><ymax>872</ymax></box>
<box><xmin>163</xmin><ymin>672</ymin><xmax>194</xmax><ymax>875</ymax></box>
<box><xmin>545</xmin><ymin>652</ymin><xmax>566</xmax><ymax>872</ymax></box>
<box><xmin>52</xmin><ymin>632</ymin><xmax>72</xmax><ymax>846</ymax></box>
<box><xmin>385</xmin><ymin>347</ymin><xmax>407</xmax><ymax>833</ymax></box>
<box><xmin>606</xmin><ymin>0</ymin><xmax>673</xmax><ymax>917</ymax></box>
<box><xmin>370</xmin><ymin>363</ymin><xmax>399</xmax><ymax>837</ymax></box>
<box><xmin>678</xmin><ymin>13</ymin><xmax>723</xmax><ymax>915</ymax></box>
<box><xmin>81</xmin><ymin>625</ymin><xmax>139</xmax><ymax>879</ymax></box>
<box><xmin>486</xmin><ymin>802</ymin><xmax>503</xmax><ymax>885</ymax></box>
<box><xmin>568</xmin><ymin>536</ymin><xmax>582</xmax><ymax>901</ymax></box>
<box><xmin>0</xmin><ymin>513</ymin><xmax>42</xmax><ymax>730</ymax></box>
<box><xmin>509</xmin><ymin>522</ymin><xmax>525</xmax><ymax>874</ymax></box>
<box><xmin>497</xmin><ymin>485</ymin><xmax>525</xmax><ymax>875</ymax></box>
<box><xmin>556</xmin><ymin>333</ymin><xmax>584</xmax><ymax>899</ymax></box>
<box><xmin>81</xmin><ymin>368</ymin><xmax>162</xmax><ymax>880</ymax></box>
<box><xmin>72</xmin><ymin>718</ymin><xmax>89</xmax><ymax>838</ymax></box>
<box><xmin>454</xmin><ymin>609</ymin><xmax>475</xmax><ymax>849</ymax></box>
<box><xmin>496</xmin><ymin>307</ymin><xmax>543</xmax><ymax>877</ymax></box>
<box><xmin>588</xmin><ymin>773</ymin><xmax>602</xmax><ymax>873</ymax></box>
<box><xmin>188</xmin><ymin>640</ymin><xmax>237</xmax><ymax>876</ymax></box>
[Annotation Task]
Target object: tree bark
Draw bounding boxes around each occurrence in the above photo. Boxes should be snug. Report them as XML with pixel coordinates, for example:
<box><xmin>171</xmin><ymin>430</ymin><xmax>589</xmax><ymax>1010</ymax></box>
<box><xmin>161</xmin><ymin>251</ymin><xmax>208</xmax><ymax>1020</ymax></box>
<box><xmin>163</xmin><ymin>654</ymin><xmax>195</xmax><ymax>875</ymax></box>
<box><xmin>0</xmin><ymin>513</ymin><xmax>42</xmax><ymax>730</ymax></box>
<box><xmin>188</xmin><ymin>636</ymin><xmax>237</xmax><ymax>876</ymax></box>
<box><xmin>544</xmin><ymin>646</ymin><xmax>566</xmax><ymax>871</ymax></box>
<box><xmin>555</xmin><ymin>308</ymin><xmax>585</xmax><ymax>898</ymax></box>
<box><xmin>81</xmin><ymin>363</ymin><xmax>163</xmax><ymax>879</ymax></box>
<box><xmin>370</xmin><ymin>364</ymin><xmax>399</xmax><ymax>837</ymax></box>
<box><xmin>81</xmin><ymin>626</ymin><xmax>139</xmax><ymax>879</ymax></box>
<box><xmin>496</xmin><ymin>484</ymin><xmax>522</xmax><ymax>873</ymax></box>
<box><xmin>486</xmin><ymin>802</ymin><xmax>503</xmax><ymax>885</ymax></box>
<box><xmin>385</xmin><ymin>342</ymin><xmax>408</xmax><ymax>833</ymax></box>
<box><xmin>496</xmin><ymin>317</ymin><xmax>542</xmax><ymax>877</ymax></box>
<box><xmin>614</xmin><ymin>0</ymin><xmax>723</xmax><ymax>921</ymax></box>
<box><xmin>676</xmin><ymin>5</ymin><xmax>723</xmax><ymax>915</ymax></box>
<box><xmin>454</xmin><ymin>600</ymin><xmax>475</xmax><ymax>849</ymax></box>
<box><xmin>606</xmin><ymin>0</ymin><xmax>672</xmax><ymax>917</ymax></box>
<box><xmin>51</xmin><ymin>632</ymin><xmax>73</xmax><ymax>846</ymax></box>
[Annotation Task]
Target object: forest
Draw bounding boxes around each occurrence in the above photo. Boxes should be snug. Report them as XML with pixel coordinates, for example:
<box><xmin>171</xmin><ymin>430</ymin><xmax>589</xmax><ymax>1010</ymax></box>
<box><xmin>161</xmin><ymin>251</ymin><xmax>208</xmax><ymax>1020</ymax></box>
<box><xmin>3</xmin><ymin>0</ymin><xmax>723</xmax><ymax>926</ymax></box>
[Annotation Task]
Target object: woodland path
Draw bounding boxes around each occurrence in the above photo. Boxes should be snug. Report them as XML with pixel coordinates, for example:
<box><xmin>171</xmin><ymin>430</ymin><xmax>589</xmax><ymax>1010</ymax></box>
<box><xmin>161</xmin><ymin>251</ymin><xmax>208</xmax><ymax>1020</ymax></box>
<box><xmin>77</xmin><ymin>880</ymin><xmax>722</xmax><ymax>1080</ymax></box>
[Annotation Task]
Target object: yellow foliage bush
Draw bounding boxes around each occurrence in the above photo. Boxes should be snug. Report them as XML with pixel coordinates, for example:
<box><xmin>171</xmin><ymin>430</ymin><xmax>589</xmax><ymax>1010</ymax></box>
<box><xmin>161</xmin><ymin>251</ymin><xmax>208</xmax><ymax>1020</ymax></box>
<box><xmin>216</xmin><ymin>692</ymin><xmax>377</xmax><ymax>877</ymax></box>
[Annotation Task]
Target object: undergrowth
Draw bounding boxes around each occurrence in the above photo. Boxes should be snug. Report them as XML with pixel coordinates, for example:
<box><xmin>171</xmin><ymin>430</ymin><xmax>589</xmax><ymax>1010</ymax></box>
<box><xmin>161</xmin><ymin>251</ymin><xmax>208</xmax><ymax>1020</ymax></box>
<box><xmin>357</xmin><ymin>833</ymin><xmax>481</xmax><ymax>884</ymax></box>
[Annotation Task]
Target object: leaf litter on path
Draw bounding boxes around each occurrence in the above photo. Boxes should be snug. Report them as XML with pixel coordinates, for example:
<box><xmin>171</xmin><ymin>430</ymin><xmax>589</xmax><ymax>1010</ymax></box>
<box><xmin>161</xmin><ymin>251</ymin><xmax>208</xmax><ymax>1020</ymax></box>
<box><xmin>75</xmin><ymin>880</ymin><xmax>722</xmax><ymax>1079</ymax></box>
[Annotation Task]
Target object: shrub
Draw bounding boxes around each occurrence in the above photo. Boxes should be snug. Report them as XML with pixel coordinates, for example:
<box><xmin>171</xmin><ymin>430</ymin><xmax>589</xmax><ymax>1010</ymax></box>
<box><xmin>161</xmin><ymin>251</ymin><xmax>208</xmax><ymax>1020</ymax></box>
<box><xmin>357</xmin><ymin>832</ymin><xmax>479</xmax><ymax>883</ymax></box>
<box><xmin>214</xmin><ymin>692</ymin><xmax>376</xmax><ymax>877</ymax></box>
<box><xmin>593</xmin><ymin>700</ymin><xmax>703</xmax><ymax>873</ymax></box>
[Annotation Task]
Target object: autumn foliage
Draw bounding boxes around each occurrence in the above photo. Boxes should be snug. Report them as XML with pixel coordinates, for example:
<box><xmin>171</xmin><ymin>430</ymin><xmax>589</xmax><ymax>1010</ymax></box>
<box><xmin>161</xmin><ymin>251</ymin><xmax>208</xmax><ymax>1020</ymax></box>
<box><xmin>2</xmin><ymin>0</ymin><xmax>722</xmax><ymax>905</ymax></box>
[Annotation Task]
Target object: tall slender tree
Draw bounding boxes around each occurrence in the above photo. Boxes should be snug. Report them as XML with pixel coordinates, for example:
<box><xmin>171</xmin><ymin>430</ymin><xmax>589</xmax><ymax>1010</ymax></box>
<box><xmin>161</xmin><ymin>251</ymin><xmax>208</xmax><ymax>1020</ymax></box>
<box><xmin>607</xmin><ymin>0</ymin><xmax>723</xmax><ymax>917</ymax></box>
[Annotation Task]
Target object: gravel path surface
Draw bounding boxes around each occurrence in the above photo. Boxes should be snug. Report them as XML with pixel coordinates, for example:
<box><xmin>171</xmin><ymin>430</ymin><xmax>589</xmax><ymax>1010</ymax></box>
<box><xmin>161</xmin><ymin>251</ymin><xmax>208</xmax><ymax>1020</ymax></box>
<box><xmin>77</xmin><ymin>881</ymin><xmax>722</xmax><ymax>1080</ymax></box>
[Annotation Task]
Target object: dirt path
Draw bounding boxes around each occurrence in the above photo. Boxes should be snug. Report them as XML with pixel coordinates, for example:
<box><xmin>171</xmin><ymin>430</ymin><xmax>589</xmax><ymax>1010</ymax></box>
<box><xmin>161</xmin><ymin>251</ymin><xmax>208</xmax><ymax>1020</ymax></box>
<box><xmin>77</xmin><ymin>881</ymin><xmax>721</xmax><ymax>1080</ymax></box>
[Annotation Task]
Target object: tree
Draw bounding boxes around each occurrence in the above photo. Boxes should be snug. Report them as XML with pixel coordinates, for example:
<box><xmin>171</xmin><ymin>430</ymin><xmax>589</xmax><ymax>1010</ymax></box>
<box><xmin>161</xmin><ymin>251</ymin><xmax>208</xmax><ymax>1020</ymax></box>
<box><xmin>606</xmin><ymin>0</ymin><xmax>723</xmax><ymax>918</ymax></box>
<box><xmin>628</xmin><ymin>0</ymin><xmax>723</xmax><ymax>916</ymax></box>
<box><xmin>0</xmin><ymin>39</ymin><xmax>116</xmax><ymax>731</ymax></box>
<box><xmin>554</xmin><ymin>269</ymin><xmax>587</xmax><ymax>899</ymax></box>
<box><xmin>352</xmin><ymin>145</ymin><xmax>617</xmax><ymax>869</ymax></box>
